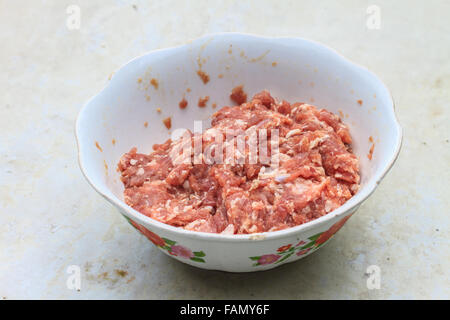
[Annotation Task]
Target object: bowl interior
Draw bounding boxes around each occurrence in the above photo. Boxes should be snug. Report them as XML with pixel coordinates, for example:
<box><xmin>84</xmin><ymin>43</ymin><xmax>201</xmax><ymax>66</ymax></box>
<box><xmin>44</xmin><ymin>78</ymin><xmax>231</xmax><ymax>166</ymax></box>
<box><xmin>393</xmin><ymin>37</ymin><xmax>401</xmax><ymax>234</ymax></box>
<box><xmin>76</xmin><ymin>33</ymin><xmax>401</xmax><ymax>234</ymax></box>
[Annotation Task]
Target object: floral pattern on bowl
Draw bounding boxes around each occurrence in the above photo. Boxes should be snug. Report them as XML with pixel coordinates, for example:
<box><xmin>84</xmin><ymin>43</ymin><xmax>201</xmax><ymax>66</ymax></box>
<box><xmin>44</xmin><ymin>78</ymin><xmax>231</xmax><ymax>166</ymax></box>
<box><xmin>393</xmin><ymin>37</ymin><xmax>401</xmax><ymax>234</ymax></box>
<box><xmin>249</xmin><ymin>214</ymin><xmax>352</xmax><ymax>266</ymax></box>
<box><xmin>123</xmin><ymin>215</ymin><xmax>206</xmax><ymax>263</ymax></box>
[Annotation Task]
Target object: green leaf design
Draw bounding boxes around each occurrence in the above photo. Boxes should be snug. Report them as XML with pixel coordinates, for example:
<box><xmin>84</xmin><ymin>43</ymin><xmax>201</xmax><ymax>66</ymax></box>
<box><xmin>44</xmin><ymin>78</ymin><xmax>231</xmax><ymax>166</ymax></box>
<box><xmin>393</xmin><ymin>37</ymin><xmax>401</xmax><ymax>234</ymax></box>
<box><xmin>308</xmin><ymin>233</ymin><xmax>322</xmax><ymax>241</ymax></box>
<box><xmin>299</xmin><ymin>241</ymin><xmax>316</xmax><ymax>250</ymax></box>
<box><xmin>276</xmin><ymin>252</ymin><xmax>294</xmax><ymax>264</ymax></box>
<box><xmin>249</xmin><ymin>256</ymin><xmax>261</xmax><ymax>261</ymax></box>
<box><xmin>161</xmin><ymin>245</ymin><xmax>171</xmax><ymax>251</ymax></box>
<box><xmin>190</xmin><ymin>257</ymin><xmax>205</xmax><ymax>263</ymax></box>
<box><xmin>193</xmin><ymin>251</ymin><xmax>206</xmax><ymax>257</ymax></box>
<box><xmin>252</xmin><ymin>262</ymin><xmax>260</xmax><ymax>267</ymax></box>
<box><xmin>162</xmin><ymin>237</ymin><xmax>176</xmax><ymax>246</ymax></box>
<box><xmin>121</xmin><ymin>214</ymin><xmax>135</xmax><ymax>228</ymax></box>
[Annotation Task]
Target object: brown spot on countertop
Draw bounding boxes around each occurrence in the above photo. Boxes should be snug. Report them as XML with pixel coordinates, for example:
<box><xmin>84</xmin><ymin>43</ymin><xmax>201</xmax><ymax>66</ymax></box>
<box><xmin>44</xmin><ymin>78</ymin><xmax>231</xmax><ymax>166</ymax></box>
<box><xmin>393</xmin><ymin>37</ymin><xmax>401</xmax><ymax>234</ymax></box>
<box><xmin>95</xmin><ymin>141</ymin><xmax>103</xmax><ymax>152</ymax></box>
<box><xmin>115</xmin><ymin>269</ymin><xmax>128</xmax><ymax>278</ymax></box>
<box><xmin>112</xmin><ymin>139</ymin><xmax>116</xmax><ymax>145</ymax></box>
<box><xmin>186</xmin><ymin>87</ymin><xmax>191</xmax><ymax>92</ymax></box>
<box><xmin>103</xmin><ymin>160</ymin><xmax>108</xmax><ymax>170</ymax></box>
<box><xmin>369</xmin><ymin>136</ymin><xmax>374</xmax><ymax>143</ymax></box>
<box><xmin>197</xmin><ymin>70</ymin><xmax>210</xmax><ymax>84</ymax></box>
<box><xmin>150</xmin><ymin>78</ymin><xmax>159</xmax><ymax>89</ymax></box>
<box><xmin>198</xmin><ymin>96</ymin><xmax>209</xmax><ymax>107</ymax></box>
<box><xmin>137</xmin><ymin>78</ymin><xmax>142</xmax><ymax>83</ymax></box>
<box><xmin>156</xmin><ymin>108</ymin><xmax>161</xmax><ymax>113</ymax></box>
<box><xmin>179</xmin><ymin>98</ymin><xmax>188</xmax><ymax>109</ymax></box>
<box><xmin>212</xmin><ymin>103</ymin><xmax>217</xmax><ymax>109</ymax></box>
<box><xmin>163</xmin><ymin>117</ymin><xmax>171</xmax><ymax>129</ymax></box>
<box><xmin>218</xmin><ymin>74</ymin><xmax>224</xmax><ymax>79</ymax></box>
<box><xmin>98</xmin><ymin>272</ymin><xmax>109</xmax><ymax>280</ymax></box>
<box><xmin>230</xmin><ymin>85</ymin><xmax>247</xmax><ymax>105</ymax></box>
<box><xmin>272</xmin><ymin>61</ymin><xmax>277</xmax><ymax>67</ymax></box>
<box><xmin>357</xmin><ymin>99</ymin><xmax>363</xmax><ymax>106</ymax></box>
<box><xmin>144</xmin><ymin>121</ymin><xmax>148</xmax><ymax>128</ymax></box>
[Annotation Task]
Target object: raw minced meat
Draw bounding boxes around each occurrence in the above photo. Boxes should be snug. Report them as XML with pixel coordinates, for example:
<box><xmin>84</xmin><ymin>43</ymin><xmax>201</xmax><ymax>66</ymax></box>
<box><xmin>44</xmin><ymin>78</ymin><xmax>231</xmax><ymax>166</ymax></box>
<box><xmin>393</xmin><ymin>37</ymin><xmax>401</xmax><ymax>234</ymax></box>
<box><xmin>118</xmin><ymin>90</ymin><xmax>360</xmax><ymax>234</ymax></box>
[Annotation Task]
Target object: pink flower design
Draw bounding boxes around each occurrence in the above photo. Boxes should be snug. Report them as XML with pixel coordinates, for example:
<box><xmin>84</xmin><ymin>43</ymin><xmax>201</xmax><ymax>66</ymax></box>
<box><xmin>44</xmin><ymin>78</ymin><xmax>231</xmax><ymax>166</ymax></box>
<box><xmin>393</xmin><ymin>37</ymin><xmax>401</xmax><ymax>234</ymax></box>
<box><xmin>296</xmin><ymin>248</ymin><xmax>312</xmax><ymax>256</ymax></box>
<box><xmin>170</xmin><ymin>245</ymin><xmax>194</xmax><ymax>259</ymax></box>
<box><xmin>295</xmin><ymin>240</ymin><xmax>306</xmax><ymax>247</ymax></box>
<box><xmin>258</xmin><ymin>254</ymin><xmax>281</xmax><ymax>265</ymax></box>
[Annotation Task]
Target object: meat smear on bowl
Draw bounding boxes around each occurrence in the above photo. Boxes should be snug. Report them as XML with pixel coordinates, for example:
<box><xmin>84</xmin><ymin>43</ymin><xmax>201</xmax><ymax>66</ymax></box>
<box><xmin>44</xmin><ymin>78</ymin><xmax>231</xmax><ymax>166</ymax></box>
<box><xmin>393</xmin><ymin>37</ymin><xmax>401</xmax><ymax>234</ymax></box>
<box><xmin>118</xmin><ymin>90</ymin><xmax>360</xmax><ymax>234</ymax></box>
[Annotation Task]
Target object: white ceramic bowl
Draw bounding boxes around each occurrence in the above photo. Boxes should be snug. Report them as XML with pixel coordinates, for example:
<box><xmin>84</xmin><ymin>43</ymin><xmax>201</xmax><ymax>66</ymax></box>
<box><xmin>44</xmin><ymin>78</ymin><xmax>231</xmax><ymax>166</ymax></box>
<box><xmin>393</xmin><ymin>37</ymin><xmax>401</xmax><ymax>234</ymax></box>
<box><xmin>76</xmin><ymin>33</ymin><xmax>402</xmax><ymax>272</ymax></box>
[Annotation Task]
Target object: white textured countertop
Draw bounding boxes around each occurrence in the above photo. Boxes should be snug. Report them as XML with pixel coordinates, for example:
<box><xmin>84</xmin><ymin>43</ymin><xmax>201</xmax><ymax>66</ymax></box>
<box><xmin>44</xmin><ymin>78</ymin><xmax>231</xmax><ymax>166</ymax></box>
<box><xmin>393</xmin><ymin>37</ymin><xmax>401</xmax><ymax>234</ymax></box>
<box><xmin>0</xmin><ymin>0</ymin><xmax>448</xmax><ymax>299</ymax></box>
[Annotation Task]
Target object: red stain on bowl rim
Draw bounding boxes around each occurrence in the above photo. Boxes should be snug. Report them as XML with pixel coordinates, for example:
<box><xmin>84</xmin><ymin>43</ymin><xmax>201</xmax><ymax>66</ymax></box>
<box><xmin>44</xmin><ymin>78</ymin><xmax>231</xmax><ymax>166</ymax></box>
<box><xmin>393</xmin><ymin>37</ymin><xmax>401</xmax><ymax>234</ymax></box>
<box><xmin>95</xmin><ymin>141</ymin><xmax>103</xmax><ymax>152</ymax></box>
<box><xmin>179</xmin><ymin>98</ymin><xmax>188</xmax><ymax>109</ymax></box>
<box><xmin>198</xmin><ymin>96</ymin><xmax>209</xmax><ymax>107</ymax></box>
<box><xmin>197</xmin><ymin>70</ymin><xmax>210</xmax><ymax>84</ymax></box>
<box><xmin>150</xmin><ymin>78</ymin><xmax>159</xmax><ymax>89</ymax></box>
<box><xmin>230</xmin><ymin>85</ymin><xmax>247</xmax><ymax>105</ymax></box>
<box><xmin>163</xmin><ymin>117</ymin><xmax>172</xmax><ymax>129</ymax></box>
<box><xmin>368</xmin><ymin>143</ymin><xmax>375</xmax><ymax>160</ymax></box>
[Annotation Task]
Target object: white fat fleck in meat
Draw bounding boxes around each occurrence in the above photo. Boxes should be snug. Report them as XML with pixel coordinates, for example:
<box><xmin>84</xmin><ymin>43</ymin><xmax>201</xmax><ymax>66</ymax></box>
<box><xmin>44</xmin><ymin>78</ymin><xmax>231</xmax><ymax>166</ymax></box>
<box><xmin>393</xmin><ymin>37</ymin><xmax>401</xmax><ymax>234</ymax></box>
<box><xmin>309</xmin><ymin>134</ymin><xmax>329</xmax><ymax>149</ymax></box>
<box><xmin>203</xmin><ymin>206</ymin><xmax>214</xmax><ymax>212</ymax></box>
<box><xmin>230</xmin><ymin>199</ymin><xmax>238</xmax><ymax>208</ymax></box>
<box><xmin>325</xmin><ymin>200</ymin><xmax>334</xmax><ymax>213</ymax></box>
<box><xmin>130</xmin><ymin>159</ymin><xmax>138</xmax><ymax>165</ymax></box>
<box><xmin>221</xmin><ymin>224</ymin><xmax>235</xmax><ymax>234</ymax></box>
<box><xmin>274</xmin><ymin>174</ymin><xmax>290</xmax><ymax>183</ymax></box>
<box><xmin>278</xmin><ymin>153</ymin><xmax>291</xmax><ymax>162</ymax></box>
<box><xmin>136</xmin><ymin>167</ymin><xmax>145</xmax><ymax>175</ymax></box>
<box><xmin>294</xmin><ymin>182</ymin><xmax>309</xmax><ymax>194</ymax></box>
<box><xmin>258</xmin><ymin>167</ymin><xmax>288</xmax><ymax>180</ymax></box>
<box><xmin>145</xmin><ymin>159</ymin><xmax>157</xmax><ymax>167</ymax></box>
<box><xmin>234</xmin><ymin>119</ymin><xmax>247</xmax><ymax>127</ymax></box>
<box><xmin>285</xmin><ymin>129</ymin><xmax>302</xmax><ymax>138</ymax></box>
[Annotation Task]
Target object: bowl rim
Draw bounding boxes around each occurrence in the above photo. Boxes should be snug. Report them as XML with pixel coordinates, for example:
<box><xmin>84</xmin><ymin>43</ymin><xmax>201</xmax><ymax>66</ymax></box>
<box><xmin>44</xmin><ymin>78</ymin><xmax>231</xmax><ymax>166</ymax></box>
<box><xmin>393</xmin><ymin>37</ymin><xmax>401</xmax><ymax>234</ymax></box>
<box><xmin>75</xmin><ymin>32</ymin><xmax>403</xmax><ymax>242</ymax></box>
